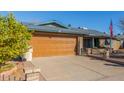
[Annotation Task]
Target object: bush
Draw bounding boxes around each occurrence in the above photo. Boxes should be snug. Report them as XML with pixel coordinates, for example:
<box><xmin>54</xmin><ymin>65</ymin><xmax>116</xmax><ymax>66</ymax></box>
<box><xmin>0</xmin><ymin>62</ymin><xmax>15</xmax><ymax>73</ymax></box>
<box><xmin>0</xmin><ymin>13</ymin><xmax>32</xmax><ymax>65</ymax></box>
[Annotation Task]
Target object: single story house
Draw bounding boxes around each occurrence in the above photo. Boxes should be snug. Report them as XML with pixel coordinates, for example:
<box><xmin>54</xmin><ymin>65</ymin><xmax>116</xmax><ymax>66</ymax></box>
<box><xmin>23</xmin><ymin>20</ymin><xmax>120</xmax><ymax>57</ymax></box>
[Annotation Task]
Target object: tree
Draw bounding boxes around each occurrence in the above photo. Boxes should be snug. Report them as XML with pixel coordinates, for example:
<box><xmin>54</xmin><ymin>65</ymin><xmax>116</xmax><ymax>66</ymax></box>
<box><xmin>0</xmin><ymin>13</ymin><xmax>32</xmax><ymax>65</ymax></box>
<box><xmin>119</xmin><ymin>19</ymin><xmax>124</xmax><ymax>34</ymax></box>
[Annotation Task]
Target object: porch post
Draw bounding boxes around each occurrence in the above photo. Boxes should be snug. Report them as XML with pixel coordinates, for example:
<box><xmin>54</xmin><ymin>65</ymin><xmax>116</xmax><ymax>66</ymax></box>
<box><xmin>78</xmin><ymin>36</ymin><xmax>83</xmax><ymax>55</ymax></box>
<box><xmin>92</xmin><ymin>37</ymin><xmax>95</xmax><ymax>48</ymax></box>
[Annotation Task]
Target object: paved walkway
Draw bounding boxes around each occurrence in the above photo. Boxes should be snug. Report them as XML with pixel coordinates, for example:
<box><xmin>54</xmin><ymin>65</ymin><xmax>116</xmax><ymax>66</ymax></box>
<box><xmin>31</xmin><ymin>56</ymin><xmax>124</xmax><ymax>81</ymax></box>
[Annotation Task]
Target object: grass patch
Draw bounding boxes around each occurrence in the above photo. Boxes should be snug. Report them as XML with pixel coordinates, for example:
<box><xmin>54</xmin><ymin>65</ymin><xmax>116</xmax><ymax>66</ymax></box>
<box><xmin>0</xmin><ymin>62</ymin><xmax>15</xmax><ymax>73</ymax></box>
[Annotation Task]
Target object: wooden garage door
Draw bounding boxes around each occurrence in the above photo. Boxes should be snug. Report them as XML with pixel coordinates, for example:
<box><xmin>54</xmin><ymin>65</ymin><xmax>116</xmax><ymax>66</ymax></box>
<box><xmin>30</xmin><ymin>34</ymin><xmax>77</xmax><ymax>57</ymax></box>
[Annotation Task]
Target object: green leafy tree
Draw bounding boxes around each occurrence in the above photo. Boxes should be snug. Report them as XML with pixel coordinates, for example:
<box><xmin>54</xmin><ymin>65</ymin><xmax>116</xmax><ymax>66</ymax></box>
<box><xmin>0</xmin><ymin>13</ymin><xmax>32</xmax><ymax>65</ymax></box>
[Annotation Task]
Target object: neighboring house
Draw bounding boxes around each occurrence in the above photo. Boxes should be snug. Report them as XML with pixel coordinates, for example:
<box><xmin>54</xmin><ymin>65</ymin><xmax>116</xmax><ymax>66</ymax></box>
<box><xmin>23</xmin><ymin>20</ymin><xmax>120</xmax><ymax>57</ymax></box>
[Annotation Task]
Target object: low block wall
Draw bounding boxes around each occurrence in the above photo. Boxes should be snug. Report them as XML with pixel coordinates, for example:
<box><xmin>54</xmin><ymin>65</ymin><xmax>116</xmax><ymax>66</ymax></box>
<box><xmin>86</xmin><ymin>48</ymin><xmax>106</xmax><ymax>55</ymax></box>
<box><xmin>0</xmin><ymin>66</ymin><xmax>17</xmax><ymax>80</ymax></box>
<box><xmin>92</xmin><ymin>48</ymin><xmax>106</xmax><ymax>55</ymax></box>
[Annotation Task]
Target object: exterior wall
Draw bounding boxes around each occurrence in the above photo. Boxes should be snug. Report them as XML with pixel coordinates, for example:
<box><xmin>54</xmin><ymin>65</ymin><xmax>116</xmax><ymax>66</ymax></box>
<box><xmin>99</xmin><ymin>38</ymin><xmax>105</xmax><ymax>48</ymax></box>
<box><xmin>29</xmin><ymin>31</ymin><xmax>121</xmax><ymax>57</ymax></box>
<box><xmin>99</xmin><ymin>38</ymin><xmax>121</xmax><ymax>50</ymax></box>
<box><xmin>112</xmin><ymin>40</ymin><xmax>121</xmax><ymax>50</ymax></box>
<box><xmin>77</xmin><ymin>36</ymin><xmax>83</xmax><ymax>55</ymax></box>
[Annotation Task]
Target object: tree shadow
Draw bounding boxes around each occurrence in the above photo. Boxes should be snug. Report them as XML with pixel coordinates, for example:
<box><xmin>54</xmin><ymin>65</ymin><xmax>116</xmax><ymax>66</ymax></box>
<box><xmin>13</xmin><ymin>56</ymin><xmax>25</xmax><ymax>62</ymax></box>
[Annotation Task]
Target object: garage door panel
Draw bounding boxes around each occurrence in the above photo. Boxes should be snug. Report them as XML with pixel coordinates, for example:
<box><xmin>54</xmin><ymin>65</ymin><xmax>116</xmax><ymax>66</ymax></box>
<box><xmin>30</xmin><ymin>35</ymin><xmax>77</xmax><ymax>57</ymax></box>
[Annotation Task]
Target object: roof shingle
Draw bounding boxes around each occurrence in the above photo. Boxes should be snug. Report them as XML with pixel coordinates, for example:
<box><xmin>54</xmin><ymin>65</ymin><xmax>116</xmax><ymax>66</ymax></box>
<box><xmin>23</xmin><ymin>21</ymin><xmax>109</xmax><ymax>38</ymax></box>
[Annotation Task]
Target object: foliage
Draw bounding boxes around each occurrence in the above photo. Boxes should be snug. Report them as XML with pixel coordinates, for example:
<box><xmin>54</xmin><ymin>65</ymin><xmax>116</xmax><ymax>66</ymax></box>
<box><xmin>120</xmin><ymin>19</ymin><xmax>124</xmax><ymax>33</ymax></box>
<box><xmin>0</xmin><ymin>62</ymin><xmax>15</xmax><ymax>73</ymax></box>
<box><xmin>0</xmin><ymin>13</ymin><xmax>32</xmax><ymax>64</ymax></box>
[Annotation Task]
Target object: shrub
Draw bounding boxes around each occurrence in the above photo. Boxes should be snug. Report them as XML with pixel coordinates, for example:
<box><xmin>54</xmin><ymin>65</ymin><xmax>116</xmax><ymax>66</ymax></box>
<box><xmin>0</xmin><ymin>13</ymin><xmax>32</xmax><ymax>65</ymax></box>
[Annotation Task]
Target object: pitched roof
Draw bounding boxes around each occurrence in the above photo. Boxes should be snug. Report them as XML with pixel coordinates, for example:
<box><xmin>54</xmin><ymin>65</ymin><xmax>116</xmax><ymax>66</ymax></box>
<box><xmin>23</xmin><ymin>21</ymin><xmax>109</xmax><ymax>37</ymax></box>
<box><xmin>70</xmin><ymin>27</ymin><xmax>109</xmax><ymax>37</ymax></box>
<box><xmin>26</xmin><ymin>25</ymin><xmax>83</xmax><ymax>35</ymax></box>
<box><xmin>116</xmin><ymin>34</ymin><xmax>124</xmax><ymax>40</ymax></box>
<box><xmin>38</xmin><ymin>20</ymin><xmax>69</xmax><ymax>29</ymax></box>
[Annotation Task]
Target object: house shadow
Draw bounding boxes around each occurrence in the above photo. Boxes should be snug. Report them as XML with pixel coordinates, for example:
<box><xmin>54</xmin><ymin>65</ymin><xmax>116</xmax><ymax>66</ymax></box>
<box><xmin>104</xmin><ymin>63</ymin><xmax>124</xmax><ymax>67</ymax></box>
<box><xmin>89</xmin><ymin>57</ymin><xmax>101</xmax><ymax>60</ymax></box>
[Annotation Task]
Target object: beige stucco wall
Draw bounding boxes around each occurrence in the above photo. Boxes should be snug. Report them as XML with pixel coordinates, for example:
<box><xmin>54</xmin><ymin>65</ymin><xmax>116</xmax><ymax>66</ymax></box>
<box><xmin>99</xmin><ymin>39</ymin><xmax>105</xmax><ymax>47</ymax></box>
<box><xmin>99</xmin><ymin>38</ymin><xmax>121</xmax><ymax>50</ymax></box>
<box><xmin>112</xmin><ymin>40</ymin><xmax>121</xmax><ymax>50</ymax></box>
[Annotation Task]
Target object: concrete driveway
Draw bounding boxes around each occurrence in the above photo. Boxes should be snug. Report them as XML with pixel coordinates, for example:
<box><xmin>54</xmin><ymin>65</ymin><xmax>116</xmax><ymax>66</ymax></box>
<box><xmin>31</xmin><ymin>56</ymin><xmax>124</xmax><ymax>81</ymax></box>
